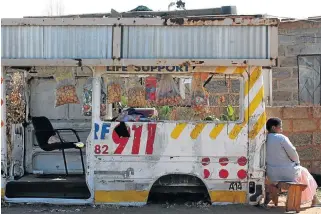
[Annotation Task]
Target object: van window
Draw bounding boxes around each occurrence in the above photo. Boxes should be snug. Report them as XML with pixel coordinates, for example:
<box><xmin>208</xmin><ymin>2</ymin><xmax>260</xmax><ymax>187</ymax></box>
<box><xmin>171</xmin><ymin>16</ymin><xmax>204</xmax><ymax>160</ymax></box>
<box><xmin>100</xmin><ymin>73</ymin><xmax>243</xmax><ymax>122</ymax></box>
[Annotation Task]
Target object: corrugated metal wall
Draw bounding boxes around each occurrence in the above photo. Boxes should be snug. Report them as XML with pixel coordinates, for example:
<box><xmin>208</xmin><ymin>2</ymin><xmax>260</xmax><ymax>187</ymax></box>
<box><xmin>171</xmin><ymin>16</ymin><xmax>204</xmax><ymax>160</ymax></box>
<box><xmin>2</xmin><ymin>25</ymin><xmax>271</xmax><ymax>59</ymax></box>
<box><xmin>122</xmin><ymin>26</ymin><xmax>269</xmax><ymax>59</ymax></box>
<box><xmin>1</xmin><ymin>26</ymin><xmax>44</xmax><ymax>58</ymax></box>
<box><xmin>1</xmin><ymin>26</ymin><xmax>113</xmax><ymax>59</ymax></box>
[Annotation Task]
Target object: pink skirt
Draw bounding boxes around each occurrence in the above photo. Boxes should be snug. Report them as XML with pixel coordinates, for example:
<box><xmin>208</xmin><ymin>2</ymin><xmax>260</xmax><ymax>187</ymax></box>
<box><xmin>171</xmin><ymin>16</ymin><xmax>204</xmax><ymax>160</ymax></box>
<box><xmin>294</xmin><ymin>166</ymin><xmax>318</xmax><ymax>204</ymax></box>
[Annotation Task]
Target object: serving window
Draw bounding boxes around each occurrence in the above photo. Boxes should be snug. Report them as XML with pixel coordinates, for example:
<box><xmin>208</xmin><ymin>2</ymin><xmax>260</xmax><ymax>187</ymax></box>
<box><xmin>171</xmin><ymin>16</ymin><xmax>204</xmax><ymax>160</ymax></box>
<box><xmin>93</xmin><ymin>72</ymin><xmax>243</xmax><ymax>123</ymax></box>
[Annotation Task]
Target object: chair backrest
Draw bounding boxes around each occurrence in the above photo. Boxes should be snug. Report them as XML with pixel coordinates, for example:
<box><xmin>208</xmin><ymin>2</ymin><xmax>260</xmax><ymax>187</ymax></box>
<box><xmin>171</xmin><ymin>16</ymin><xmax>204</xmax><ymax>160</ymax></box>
<box><xmin>31</xmin><ymin>116</ymin><xmax>55</xmax><ymax>150</ymax></box>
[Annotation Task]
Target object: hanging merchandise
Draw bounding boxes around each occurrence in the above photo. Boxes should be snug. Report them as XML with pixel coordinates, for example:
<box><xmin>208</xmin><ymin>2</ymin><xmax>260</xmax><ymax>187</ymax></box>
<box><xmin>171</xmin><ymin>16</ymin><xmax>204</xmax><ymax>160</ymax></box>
<box><xmin>145</xmin><ymin>76</ymin><xmax>157</xmax><ymax>101</ymax></box>
<box><xmin>156</xmin><ymin>74</ymin><xmax>182</xmax><ymax>106</ymax></box>
<box><xmin>54</xmin><ymin>68</ymin><xmax>80</xmax><ymax>107</ymax></box>
<box><xmin>191</xmin><ymin>73</ymin><xmax>210</xmax><ymax>119</ymax></box>
<box><xmin>107</xmin><ymin>78</ymin><xmax>122</xmax><ymax>104</ymax></box>
<box><xmin>191</xmin><ymin>72</ymin><xmax>209</xmax><ymax>108</ymax></box>
<box><xmin>82</xmin><ymin>78</ymin><xmax>106</xmax><ymax>116</ymax></box>
<box><xmin>127</xmin><ymin>78</ymin><xmax>147</xmax><ymax>107</ymax></box>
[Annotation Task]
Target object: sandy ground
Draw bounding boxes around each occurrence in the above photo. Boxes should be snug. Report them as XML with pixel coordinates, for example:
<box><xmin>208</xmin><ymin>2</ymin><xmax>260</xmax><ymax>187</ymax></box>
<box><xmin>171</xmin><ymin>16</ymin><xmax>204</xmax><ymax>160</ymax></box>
<box><xmin>2</xmin><ymin>195</ymin><xmax>321</xmax><ymax>214</ymax></box>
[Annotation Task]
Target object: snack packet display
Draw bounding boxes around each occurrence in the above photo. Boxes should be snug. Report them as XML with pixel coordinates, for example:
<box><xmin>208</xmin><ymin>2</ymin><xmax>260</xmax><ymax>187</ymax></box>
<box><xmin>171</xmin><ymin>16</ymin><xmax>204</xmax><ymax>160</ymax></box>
<box><xmin>191</xmin><ymin>73</ymin><xmax>209</xmax><ymax>108</ymax></box>
<box><xmin>107</xmin><ymin>78</ymin><xmax>121</xmax><ymax>104</ymax></box>
<box><xmin>145</xmin><ymin>76</ymin><xmax>157</xmax><ymax>101</ymax></box>
<box><xmin>82</xmin><ymin>78</ymin><xmax>106</xmax><ymax>116</ymax></box>
<box><xmin>54</xmin><ymin>68</ymin><xmax>80</xmax><ymax>107</ymax></box>
<box><xmin>156</xmin><ymin>74</ymin><xmax>182</xmax><ymax>106</ymax></box>
<box><xmin>127</xmin><ymin>78</ymin><xmax>147</xmax><ymax>107</ymax></box>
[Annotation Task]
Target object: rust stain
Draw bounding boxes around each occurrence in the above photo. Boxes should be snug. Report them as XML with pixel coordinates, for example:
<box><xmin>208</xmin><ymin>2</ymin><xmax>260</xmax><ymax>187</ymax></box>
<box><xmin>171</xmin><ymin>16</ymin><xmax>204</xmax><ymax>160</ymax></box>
<box><xmin>166</xmin><ymin>16</ymin><xmax>279</xmax><ymax>26</ymax></box>
<box><xmin>156</xmin><ymin>60</ymin><xmax>167</xmax><ymax>65</ymax></box>
<box><xmin>180</xmin><ymin>60</ymin><xmax>204</xmax><ymax>67</ymax></box>
<box><xmin>169</xmin><ymin>18</ymin><xmax>185</xmax><ymax>25</ymax></box>
<box><xmin>191</xmin><ymin>60</ymin><xmax>205</xmax><ymax>65</ymax></box>
<box><xmin>180</xmin><ymin>61</ymin><xmax>191</xmax><ymax>67</ymax></box>
<box><xmin>126</xmin><ymin>65</ymin><xmax>135</xmax><ymax>71</ymax></box>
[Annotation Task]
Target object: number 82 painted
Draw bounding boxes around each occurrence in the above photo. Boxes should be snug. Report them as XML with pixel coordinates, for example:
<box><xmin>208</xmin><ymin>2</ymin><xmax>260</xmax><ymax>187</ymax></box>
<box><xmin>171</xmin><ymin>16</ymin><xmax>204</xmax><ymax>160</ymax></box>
<box><xmin>94</xmin><ymin>123</ymin><xmax>157</xmax><ymax>155</ymax></box>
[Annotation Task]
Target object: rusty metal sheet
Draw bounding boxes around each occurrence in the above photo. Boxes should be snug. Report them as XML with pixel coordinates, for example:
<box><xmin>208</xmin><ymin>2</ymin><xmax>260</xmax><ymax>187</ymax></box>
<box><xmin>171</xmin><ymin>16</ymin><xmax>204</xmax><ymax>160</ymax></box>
<box><xmin>166</xmin><ymin>16</ymin><xmax>279</xmax><ymax>26</ymax></box>
<box><xmin>1</xmin><ymin>17</ymin><xmax>279</xmax><ymax>27</ymax></box>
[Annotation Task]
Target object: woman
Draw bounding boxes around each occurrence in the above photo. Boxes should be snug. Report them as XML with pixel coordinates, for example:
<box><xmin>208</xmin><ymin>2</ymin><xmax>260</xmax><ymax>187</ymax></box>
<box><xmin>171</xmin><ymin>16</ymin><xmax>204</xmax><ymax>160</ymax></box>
<box><xmin>266</xmin><ymin>117</ymin><xmax>320</xmax><ymax>207</ymax></box>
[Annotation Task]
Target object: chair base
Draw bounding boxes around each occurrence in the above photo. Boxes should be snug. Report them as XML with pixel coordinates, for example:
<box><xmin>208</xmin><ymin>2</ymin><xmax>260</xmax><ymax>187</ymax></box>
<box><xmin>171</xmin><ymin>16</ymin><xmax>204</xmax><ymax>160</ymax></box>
<box><xmin>61</xmin><ymin>148</ymin><xmax>85</xmax><ymax>176</ymax></box>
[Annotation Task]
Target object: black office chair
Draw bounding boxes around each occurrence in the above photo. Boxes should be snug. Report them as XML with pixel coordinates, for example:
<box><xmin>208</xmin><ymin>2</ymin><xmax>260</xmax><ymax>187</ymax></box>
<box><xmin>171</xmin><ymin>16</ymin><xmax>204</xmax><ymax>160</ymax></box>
<box><xmin>31</xmin><ymin>116</ymin><xmax>85</xmax><ymax>175</ymax></box>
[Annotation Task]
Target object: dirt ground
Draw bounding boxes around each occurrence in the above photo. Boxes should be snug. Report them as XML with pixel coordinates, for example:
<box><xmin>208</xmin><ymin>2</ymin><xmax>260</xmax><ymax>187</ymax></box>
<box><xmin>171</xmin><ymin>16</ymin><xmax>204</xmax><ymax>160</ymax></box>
<box><xmin>2</xmin><ymin>190</ymin><xmax>320</xmax><ymax>214</ymax></box>
<box><xmin>1</xmin><ymin>203</ymin><xmax>321</xmax><ymax>214</ymax></box>
<box><xmin>2</xmin><ymin>195</ymin><xmax>321</xmax><ymax>214</ymax></box>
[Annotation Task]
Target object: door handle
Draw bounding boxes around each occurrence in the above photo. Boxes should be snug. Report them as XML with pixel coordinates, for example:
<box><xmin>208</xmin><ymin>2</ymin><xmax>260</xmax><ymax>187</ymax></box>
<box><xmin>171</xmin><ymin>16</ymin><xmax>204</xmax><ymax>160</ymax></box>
<box><xmin>14</xmin><ymin>126</ymin><xmax>22</xmax><ymax>135</ymax></box>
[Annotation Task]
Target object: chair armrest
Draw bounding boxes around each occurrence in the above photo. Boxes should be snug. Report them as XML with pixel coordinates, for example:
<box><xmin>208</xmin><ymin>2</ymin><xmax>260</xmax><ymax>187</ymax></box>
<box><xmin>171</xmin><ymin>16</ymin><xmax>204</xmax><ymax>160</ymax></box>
<box><xmin>55</xmin><ymin>128</ymin><xmax>81</xmax><ymax>142</ymax></box>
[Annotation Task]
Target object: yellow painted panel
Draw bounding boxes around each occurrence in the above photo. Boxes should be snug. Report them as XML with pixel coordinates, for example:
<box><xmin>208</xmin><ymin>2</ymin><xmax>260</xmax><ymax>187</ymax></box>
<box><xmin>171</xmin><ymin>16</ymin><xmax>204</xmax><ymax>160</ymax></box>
<box><xmin>190</xmin><ymin>123</ymin><xmax>206</xmax><ymax>139</ymax></box>
<box><xmin>233</xmin><ymin>67</ymin><xmax>246</xmax><ymax>74</ymax></box>
<box><xmin>229</xmin><ymin>86</ymin><xmax>264</xmax><ymax>139</ymax></box>
<box><xmin>171</xmin><ymin>123</ymin><xmax>187</xmax><ymax>139</ymax></box>
<box><xmin>1</xmin><ymin>188</ymin><xmax>4</xmax><ymax>198</ymax></box>
<box><xmin>228</xmin><ymin>123</ymin><xmax>245</xmax><ymax>140</ymax></box>
<box><xmin>215</xmin><ymin>66</ymin><xmax>228</xmax><ymax>73</ymax></box>
<box><xmin>95</xmin><ymin>190</ymin><xmax>149</xmax><ymax>203</ymax></box>
<box><xmin>249</xmin><ymin>112</ymin><xmax>266</xmax><ymax>139</ymax></box>
<box><xmin>248</xmin><ymin>87</ymin><xmax>264</xmax><ymax>118</ymax></box>
<box><xmin>209</xmin><ymin>124</ymin><xmax>225</xmax><ymax>139</ymax></box>
<box><xmin>244</xmin><ymin>67</ymin><xmax>262</xmax><ymax>97</ymax></box>
<box><xmin>209</xmin><ymin>191</ymin><xmax>247</xmax><ymax>203</ymax></box>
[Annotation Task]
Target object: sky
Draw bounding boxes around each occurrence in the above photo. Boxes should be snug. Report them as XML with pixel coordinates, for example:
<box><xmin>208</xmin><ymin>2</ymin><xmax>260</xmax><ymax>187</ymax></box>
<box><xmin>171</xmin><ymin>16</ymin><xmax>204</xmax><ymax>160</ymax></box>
<box><xmin>0</xmin><ymin>0</ymin><xmax>320</xmax><ymax>19</ymax></box>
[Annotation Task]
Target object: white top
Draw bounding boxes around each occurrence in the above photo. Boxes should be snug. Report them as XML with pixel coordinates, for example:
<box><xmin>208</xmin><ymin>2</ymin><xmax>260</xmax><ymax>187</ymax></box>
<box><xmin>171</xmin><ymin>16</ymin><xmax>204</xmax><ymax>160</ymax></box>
<box><xmin>266</xmin><ymin>133</ymin><xmax>300</xmax><ymax>182</ymax></box>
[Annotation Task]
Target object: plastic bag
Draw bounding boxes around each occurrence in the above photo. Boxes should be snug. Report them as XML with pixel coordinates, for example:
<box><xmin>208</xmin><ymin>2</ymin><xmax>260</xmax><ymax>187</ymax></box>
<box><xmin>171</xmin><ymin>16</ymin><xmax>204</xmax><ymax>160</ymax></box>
<box><xmin>116</xmin><ymin>108</ymin><xmax>146</xmax><ymax>122</ymax></box>
<box><xmin>82</xmin><ymin>78</ymin><xmax>106</xmax><ymax>116</ymax></box>
<box><xmin>54</xmin><ymin>68</ymin><xmax>80</xmax><ymax>107</ymax></box>
<box><xmin>191</xmin><ymin>73</ymin><xmax>209</xmax><ymax>108</ymax></box>
<box><xmin>145</xmin><ymin>76</ymin><xmax>157</xmax><ymax>101</ymax></box>
<box><xmin>156</xmin><ymin>74</ymin><xmax>182</xmax><ymax>106</ymax></box>
<box><xmin>127</xmin><ymin>78</ymin><xmax>147</xmax><ymax>107</ymax></box>
<box><xmin>107</xmin><ymin>78</ymin><xmax>121</xmax><ymax>104</ymax></box>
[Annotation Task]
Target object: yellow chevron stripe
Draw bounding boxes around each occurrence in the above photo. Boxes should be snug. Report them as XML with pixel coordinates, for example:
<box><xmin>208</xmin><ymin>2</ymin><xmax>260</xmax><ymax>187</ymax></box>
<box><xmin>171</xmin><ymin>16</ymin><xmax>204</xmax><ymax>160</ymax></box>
<box><xmin>209</xmin><ymin>124</ymin><xmax>225</xmax><ymax>139</ymax></box>
<box><xmin>215</xmin><ymin>66</ymin><xmax>228</xmax><ymax>73</ymax></box>
<box><xmin>190</xmin><ymin>123</ymin><xmax>206</xmax><ymax>139</ymax></box>
<box><xmin>249</xmin><ymin>112</ymin><xmax>266</xmax><ymax>139</ymax></box>
<box><xmin>229</xmin><ymin>86</ymin><xmax>264</xmax><ymax>139</ymax></box>
<box><xmin>171</xmin><ymin>123</ymin><xmax>187</xmax><ymax>139</ymax></box>
<box><xmin>244</xmin><ymin>67</ymin><xmax>261</xmax><ymax>97</ymax></box>
<box><xmin>233</xmin><ymin>67</ymin><xmax>247</xmax><ymax>74</ymax></box>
